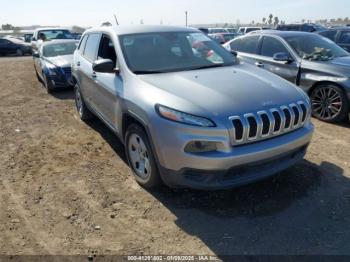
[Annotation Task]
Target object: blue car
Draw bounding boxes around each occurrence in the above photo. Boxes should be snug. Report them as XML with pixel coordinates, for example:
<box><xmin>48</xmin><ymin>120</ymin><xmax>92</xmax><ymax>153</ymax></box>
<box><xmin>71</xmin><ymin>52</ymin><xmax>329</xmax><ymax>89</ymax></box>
<box><xmin>33</xmin><ymin>40</ymin><xmax>78</xmax><ymax>93</ymax></box>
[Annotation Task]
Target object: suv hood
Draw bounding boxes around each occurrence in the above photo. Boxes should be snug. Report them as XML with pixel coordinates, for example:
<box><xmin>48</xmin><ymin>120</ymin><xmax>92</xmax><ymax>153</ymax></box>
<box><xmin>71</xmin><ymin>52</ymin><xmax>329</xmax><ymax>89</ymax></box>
<box><xmin>45</xmin><ymin>55</ymin><xmax>73</xmax><ymax>68</ymax></box>
<box><xmin>139</xmin><ymin>63</ymin><xmax>306</xmax><ymax>117</ymax></box>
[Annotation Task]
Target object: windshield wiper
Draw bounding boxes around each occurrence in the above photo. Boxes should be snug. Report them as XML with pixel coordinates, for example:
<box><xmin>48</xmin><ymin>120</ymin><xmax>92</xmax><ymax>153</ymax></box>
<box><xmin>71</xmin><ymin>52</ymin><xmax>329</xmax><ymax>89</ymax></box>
<box><xmin>133</xmin><ymin>70</ymin><xmax>166</xmax><ymax>74</ymax></box>
<box><xmin>187</xmin><ymin>64</ymin><xmax>226</xmax><ymax>71</ymax></box>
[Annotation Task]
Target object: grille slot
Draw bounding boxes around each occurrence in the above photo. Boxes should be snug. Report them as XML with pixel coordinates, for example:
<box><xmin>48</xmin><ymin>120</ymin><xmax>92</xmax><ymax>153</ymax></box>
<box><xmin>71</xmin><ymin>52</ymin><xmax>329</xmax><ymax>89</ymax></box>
<box><xmin>247</xmin><ymin>116</ymin><xmax>258</xmax><ymax>138</ymax></box>
<box><xmin>300</xmin><ymin>103</ymin><xmax>307</xmax><ymax>122</ymax></box>
<box><xmin>232</xmin><ymin>119</ymin><xmax>244</xmax><ymax>141</ymax></box>
<box><xmin>292</xmin><ymin>106</ymin><xmax>299</xmax><ymax>126</ymax></box>
<box><xmin>272</xmin><ymin>111</ymin><xmax>281</xmax><ymax>132</ymax></box>
<box><xmin>260</xmin><ymin>114</ymin><xmax>270</xmax><ymax>135</ymax></box>
<box><xmin>229</xmin><ymin>101</ymin><xmax>307</xmax><ymax>146</ymax></box>
<box><xmin>283</xmin><ymin>108</ymin><xmax>291</xmax><ymax>129</ymax></box>
<box><xmin>62</xmin><ymin>67</ymin><xmax>72</xmax><ymax>79</ymax></box>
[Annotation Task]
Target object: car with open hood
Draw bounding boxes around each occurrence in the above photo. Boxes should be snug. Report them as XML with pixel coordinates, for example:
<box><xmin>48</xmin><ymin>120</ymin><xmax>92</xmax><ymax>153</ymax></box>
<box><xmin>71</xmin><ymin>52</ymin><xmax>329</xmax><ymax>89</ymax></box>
<box><xmin>71</xmin><ymin>26</ymin><xmax>313</xmax><ymax>190</ymax></box>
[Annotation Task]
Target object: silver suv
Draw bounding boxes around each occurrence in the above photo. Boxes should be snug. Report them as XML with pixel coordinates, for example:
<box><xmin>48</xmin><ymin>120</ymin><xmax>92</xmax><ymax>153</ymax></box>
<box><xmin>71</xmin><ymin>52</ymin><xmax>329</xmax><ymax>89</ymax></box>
<box><xmin>72</xmin><ymin>26</ymin><xmax>314</xmax><ymax>190</ymax></box>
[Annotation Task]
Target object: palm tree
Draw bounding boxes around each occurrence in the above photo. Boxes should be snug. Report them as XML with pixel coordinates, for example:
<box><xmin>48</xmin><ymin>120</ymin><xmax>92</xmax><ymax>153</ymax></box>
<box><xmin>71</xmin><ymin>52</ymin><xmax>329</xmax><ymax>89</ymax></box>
<box><xmin>268</xmin><ymin>14</ymin><xmax>273</xmax><ymax>25</ymax></box>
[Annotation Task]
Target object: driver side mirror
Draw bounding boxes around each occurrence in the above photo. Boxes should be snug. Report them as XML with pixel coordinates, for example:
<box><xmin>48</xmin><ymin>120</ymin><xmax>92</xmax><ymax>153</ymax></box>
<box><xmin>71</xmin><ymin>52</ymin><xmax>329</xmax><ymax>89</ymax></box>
<box><xmin>92</xmin><ymin>59</ymin><xmax>119</xmax><ymax>74</ymax></box>
<box><xmin>32</xmin><ymin>51</ymin><xmax>40</xmax><ymax>58</ymax></box>
<box><xmin>273</xmin><ymin>52</ymin><xmax>293</xmax><ymax>63</ymax></box>
<box><xmin>32</xmin><ymin>37</ymin><xmax>36</xmax><ymax>41</ymax></box>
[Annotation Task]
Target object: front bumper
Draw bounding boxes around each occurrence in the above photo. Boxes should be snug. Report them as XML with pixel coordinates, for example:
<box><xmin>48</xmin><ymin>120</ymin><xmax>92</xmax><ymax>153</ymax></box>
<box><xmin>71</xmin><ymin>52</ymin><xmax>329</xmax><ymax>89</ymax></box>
<box><xmin>151</xmin><ymin>120</ymin><xmax>314</xmax><ymax>190</ymax></box>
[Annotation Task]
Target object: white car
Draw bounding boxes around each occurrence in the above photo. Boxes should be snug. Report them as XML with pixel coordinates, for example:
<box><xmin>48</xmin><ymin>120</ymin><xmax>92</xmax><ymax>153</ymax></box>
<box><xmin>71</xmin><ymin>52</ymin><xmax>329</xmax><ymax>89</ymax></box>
<box><xmin>31</xmin><ymin>28</ymin><xmax>74</xmax><ymax>50</ymax></box>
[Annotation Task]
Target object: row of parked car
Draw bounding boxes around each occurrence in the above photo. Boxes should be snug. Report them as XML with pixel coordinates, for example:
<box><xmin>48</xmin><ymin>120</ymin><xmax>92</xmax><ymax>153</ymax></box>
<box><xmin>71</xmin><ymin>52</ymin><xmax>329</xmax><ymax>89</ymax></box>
<box><xmin>0</xmin><ymin>28</ymin><xmax>82</xmax><ymax>57</ymax></box>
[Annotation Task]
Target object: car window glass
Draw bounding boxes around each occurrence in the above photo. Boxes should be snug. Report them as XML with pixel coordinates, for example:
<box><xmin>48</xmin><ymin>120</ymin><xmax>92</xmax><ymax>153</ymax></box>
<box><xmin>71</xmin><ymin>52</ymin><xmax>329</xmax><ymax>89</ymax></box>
<box><xmin>238</xmin><ymin>35</ymin><xmax>260</xmax><ymax>54</ymax></box>
<box><xmin>119</xmin><ymin>32</ymin><xmax>236</xmax><ymax>73</ymax></box>
<box><xmin>261</xmin><ymin>36</ymin><xmax>289</xmax><ymax>57</ymax></box>
<box><xmin>78</xmin><ymin>35</ymin><xmax>88</xmax><ymax>53</ymax></box>
<box><xmin>230</xmin><ymin>39</ymin><xmax>241</xmax><ymax>51</ymax></box>
<box><xmin>339</xmin><ymin>31</ymin><xmax>350</xmax><ymax>44</ymax></box>
<box><xmin>319</xmin><ymin>31</ymin><xmax>337</xmax><ymax>41</ymax></box>
<box><xmin>98</xmin><ymin>35</ymin><xmax>117</xmax><ymax>67</ymax></box>
<box><xmin>84</xmin><ymin>34</ymin><xmax>101</xmax><ymax>62</ymax></box>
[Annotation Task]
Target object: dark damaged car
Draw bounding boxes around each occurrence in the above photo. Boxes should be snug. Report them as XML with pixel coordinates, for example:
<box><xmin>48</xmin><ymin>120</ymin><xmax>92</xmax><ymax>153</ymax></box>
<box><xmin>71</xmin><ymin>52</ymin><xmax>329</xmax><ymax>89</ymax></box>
<box><xmin>33</xmin><ymin>40</ymin><xmax>78</xmax><ymax>93</ymax></box>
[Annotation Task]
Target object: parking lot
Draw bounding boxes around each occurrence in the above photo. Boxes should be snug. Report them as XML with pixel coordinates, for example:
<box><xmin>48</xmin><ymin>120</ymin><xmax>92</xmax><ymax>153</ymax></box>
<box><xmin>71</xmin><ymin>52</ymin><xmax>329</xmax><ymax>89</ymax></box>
<box><xmin>0</xmin><ymin>56</ymin><xmax>350</xmax><ymax>256</ymax></box>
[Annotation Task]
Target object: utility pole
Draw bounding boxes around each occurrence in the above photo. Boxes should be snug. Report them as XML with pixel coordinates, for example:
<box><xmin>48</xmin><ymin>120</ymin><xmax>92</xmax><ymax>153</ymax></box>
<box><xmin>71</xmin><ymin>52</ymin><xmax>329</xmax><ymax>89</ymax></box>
<box><xmin>185</xmin><ymin>11</ymin><xmax>188</xmax><ymax>27</ymax></box>
<box><xmin>114</xmin><ymin>14</ymin><xmax>119</xmax><ymax>26</ymax></box>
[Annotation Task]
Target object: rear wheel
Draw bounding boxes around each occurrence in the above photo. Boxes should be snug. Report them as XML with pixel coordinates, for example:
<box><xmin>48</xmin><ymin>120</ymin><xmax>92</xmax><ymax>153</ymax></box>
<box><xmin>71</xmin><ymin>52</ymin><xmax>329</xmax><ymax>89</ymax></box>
<box><xmin>74</xmin><ymin>84</ymin><xmax>94</xmax><ymax>121</ymax></box>
<box><xmin>125</xmin><ymin>124</ymin><xmax>162</xmax><ymax>189</ymax></box>
<box><xmin>311</xmin><ymin>84</ymin><xmax>349</xmax><ymax>123</ymax></box>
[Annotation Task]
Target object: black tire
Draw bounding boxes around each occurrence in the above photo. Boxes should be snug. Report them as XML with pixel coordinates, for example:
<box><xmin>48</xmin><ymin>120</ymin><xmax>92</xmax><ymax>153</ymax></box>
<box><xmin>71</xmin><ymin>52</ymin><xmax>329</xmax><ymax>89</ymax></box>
<box><xmin>125</xmin><ymin>124</ymin><xmax>162</xmax><ymax>189</ymax></box>
<box><xmin>310</xmin><ymin>84</ymin><xmax>349</xmax><ymax>123</ymax></box>
<box><xmin>34</xmin><ymin>67</ymin><xmax>41</xmax><ymax>82</ymax></box>
<box><xmin>43</xmin><ymin>74</ymin><xmax>54</xmax><ymax>94</ymax></box>
<box><xmin>74</xmin><ymin>84</ymin><xmax>94</xmax><ymax>121</ymax></box>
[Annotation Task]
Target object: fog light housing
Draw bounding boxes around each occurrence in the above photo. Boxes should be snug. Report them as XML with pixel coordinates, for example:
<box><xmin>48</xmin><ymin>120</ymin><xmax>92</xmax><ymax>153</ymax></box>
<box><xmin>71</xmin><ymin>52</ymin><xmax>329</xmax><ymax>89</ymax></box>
<box><xmin>184</xmin><ymin>141</ymin><xmax>218</xmax><ymax>153</ymax></box>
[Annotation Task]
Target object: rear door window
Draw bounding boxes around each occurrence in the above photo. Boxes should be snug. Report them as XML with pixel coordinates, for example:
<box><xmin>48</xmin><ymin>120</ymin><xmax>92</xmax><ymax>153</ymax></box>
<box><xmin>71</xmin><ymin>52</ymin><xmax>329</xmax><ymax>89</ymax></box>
<box><xmin>83</xmin><ymin>33</ymin><xmax>101</xmax><ymax>62</ymax></box>
<box><xmin>237</xmin><ymin>35</ymin><xmax>260</xmax><ymax>54</ymax></box>
<box><xmin>261</xmin><ymin>36</ymin><xmax>289</xmax><ymax>57</ymax></box>
<box><xmin>319</xmin><ymin>30</ymin><xmax>337</xmax><ymax>42</ymax></box>
<box><xmin>339</xmin><ymin>31</ymin><xmax>350</xmax><ymax>44</ymax></box>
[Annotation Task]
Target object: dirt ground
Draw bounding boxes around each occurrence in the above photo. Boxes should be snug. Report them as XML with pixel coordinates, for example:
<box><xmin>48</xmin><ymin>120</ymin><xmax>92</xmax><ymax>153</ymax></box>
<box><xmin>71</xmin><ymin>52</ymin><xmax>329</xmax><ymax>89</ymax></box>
<box><xmin>0</xmin><ymin>57</ymin><xmax>350</xmax><ymax>257</ymax></box>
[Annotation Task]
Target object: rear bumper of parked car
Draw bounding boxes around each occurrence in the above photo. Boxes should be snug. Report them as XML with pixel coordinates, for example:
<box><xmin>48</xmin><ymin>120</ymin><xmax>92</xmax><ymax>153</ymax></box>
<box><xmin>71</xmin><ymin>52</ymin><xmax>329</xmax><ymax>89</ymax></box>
<box><xmin>152</xmin><ymin>121</ymin><xmax>314</xmax><ymax>190</ymax></box>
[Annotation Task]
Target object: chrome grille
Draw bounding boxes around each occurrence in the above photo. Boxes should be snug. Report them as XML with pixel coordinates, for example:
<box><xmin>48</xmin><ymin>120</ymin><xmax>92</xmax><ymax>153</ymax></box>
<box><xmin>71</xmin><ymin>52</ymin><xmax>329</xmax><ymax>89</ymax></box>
<box><xmin>61</xmin><ymin>67</ymin><xmax>72</xmax><ymax>79</ymax></box>
<box><xmin>229</xmin><ymin>101</ymin><xmax>309</xmax><ymax>146</ymax></box>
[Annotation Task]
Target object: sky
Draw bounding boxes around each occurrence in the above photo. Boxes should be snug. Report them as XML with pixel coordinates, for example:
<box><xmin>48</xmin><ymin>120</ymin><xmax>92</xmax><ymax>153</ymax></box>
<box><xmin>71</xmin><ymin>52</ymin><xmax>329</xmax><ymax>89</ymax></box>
<box><xmin>1</xmin><ymin>0</ymin><xmax>349</xmax><ymax>27</ymax></box>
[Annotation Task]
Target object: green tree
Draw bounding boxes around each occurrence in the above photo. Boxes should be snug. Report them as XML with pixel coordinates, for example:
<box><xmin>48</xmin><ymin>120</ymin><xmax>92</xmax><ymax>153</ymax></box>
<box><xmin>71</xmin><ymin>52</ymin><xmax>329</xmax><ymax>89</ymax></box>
<box><xmin>273</xmin><ymin>17</ymin><xmax>279</xmax><ymax>26</ymax></box>
<box><xmin>101</xmin><ymin>21</ymin><xmax>112</xmax><ymax>27</ymax></box>
<box><xmin>262</xmin><ymin>17</ymin><xmax>266</xmax><ymax>24</ymax></box>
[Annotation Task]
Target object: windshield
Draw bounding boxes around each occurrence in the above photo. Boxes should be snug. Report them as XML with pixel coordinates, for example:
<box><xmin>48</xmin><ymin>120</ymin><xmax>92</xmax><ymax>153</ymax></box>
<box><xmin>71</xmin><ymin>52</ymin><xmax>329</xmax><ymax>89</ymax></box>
<box><xmin>38</xmin><ymin>30</ymin><xmax>73</xmax><ymax>40</ymax></box>
<box><xmin>119</xmin><ymin>31</ymin><xmax>237</xmax><ymax>74</ymax></box>
<box><xmin>43</xmin><ymin>42</ymin><xmax>78</xmax><ymax>57</ymax></box>
<box><xmin>285</xmin><ymin>34</ymin><xmax>349</xmax><ymax>61</ymax></box>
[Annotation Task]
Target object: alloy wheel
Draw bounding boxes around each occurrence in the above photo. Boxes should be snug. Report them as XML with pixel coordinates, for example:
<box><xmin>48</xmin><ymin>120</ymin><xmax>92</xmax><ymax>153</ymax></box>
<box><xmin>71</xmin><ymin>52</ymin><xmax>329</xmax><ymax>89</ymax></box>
<box><xmin>311</xmin><ymin>86</ymin><xmax>342</xmax><ymax>120</ymax></box>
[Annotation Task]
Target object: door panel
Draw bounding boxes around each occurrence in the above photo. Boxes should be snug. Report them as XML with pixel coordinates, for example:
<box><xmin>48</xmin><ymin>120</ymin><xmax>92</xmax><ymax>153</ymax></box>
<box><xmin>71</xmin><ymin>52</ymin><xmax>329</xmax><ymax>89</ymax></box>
<box><xmin>255</xmin><ymin>56</ymin><xmax>299</xmax><ymax>84</ymax></box>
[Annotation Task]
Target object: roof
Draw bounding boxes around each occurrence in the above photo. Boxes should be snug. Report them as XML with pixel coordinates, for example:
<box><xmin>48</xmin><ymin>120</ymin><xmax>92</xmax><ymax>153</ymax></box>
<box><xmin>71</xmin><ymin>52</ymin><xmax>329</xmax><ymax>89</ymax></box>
<box><xmin>34</xmin><ymin>27</ymin><xmax>71</xmax><ymax>32</ymax></box>
<box><xmin>41</xmin><ymin>39</ymin><xmax>79</xmax><ymax>47</ymax></box>
<box><xmin>251</xmin><ymin>30</ymin><xmax>318</xmax><ymax>38</ymax></box>
<box><xmin>84</xmin><ymin>25</ymin><xmax>199</xmax><ymax>35</ymax></box>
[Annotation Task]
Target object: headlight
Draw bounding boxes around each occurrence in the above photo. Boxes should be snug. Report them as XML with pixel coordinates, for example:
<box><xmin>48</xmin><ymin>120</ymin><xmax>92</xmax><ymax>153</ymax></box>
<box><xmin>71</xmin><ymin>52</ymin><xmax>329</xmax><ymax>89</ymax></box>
<box><xmin>46</xmin><ymin>64</ymin><xmax>58</xmax><ymax>76</ymax></box>
<box><xmin>156</xmin><ymin>105</ymin><xmax>216</xmax><ymax>127</ymax></box>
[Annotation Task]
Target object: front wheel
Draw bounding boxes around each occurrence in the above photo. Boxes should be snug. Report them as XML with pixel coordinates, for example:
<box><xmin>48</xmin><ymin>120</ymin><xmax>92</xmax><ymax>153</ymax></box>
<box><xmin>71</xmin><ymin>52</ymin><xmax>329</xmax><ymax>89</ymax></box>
<box><xmin>310</xmin><ymin>84</ymin><xmax>349</xmax><ymax>123</ymax></box>
<box><xmin>125</xmin><ymin>124</ymin><xmax>162</xmax><ymax>189</ymax></box>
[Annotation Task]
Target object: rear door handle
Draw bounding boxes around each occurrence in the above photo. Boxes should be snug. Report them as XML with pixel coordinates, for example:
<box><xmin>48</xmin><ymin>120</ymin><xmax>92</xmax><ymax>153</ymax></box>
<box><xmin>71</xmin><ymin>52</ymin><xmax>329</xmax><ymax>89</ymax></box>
<box><xmin>255</xmin><ymin>62</ymin><xmax>264</xmax><ymax>68</ymax></box>
<box><xmin>77</xmin><ymin>62</ymin><xmax>81</xmax><ymax>66</ymax></box>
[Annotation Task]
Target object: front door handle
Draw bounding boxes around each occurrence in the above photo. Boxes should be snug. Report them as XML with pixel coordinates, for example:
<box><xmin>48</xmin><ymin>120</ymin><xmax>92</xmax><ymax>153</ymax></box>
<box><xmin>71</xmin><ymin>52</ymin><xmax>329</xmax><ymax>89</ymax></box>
<box><xmin>255</xmin><ymin>62</ymin><xmax>264</xmax><ymax>68</ymax></box>
<box><xmin>92</xmin><ymin>72</ymin><xmax>97</xmax><ymax>79</ymax></box>
<box><xmin>77</xmin><ymin>62</ymin><xmax>81</xmax><ymax>66</ymax></box>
